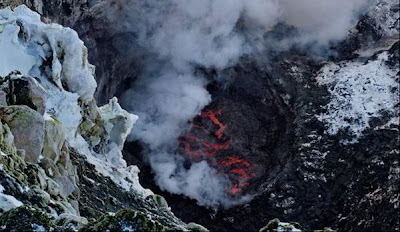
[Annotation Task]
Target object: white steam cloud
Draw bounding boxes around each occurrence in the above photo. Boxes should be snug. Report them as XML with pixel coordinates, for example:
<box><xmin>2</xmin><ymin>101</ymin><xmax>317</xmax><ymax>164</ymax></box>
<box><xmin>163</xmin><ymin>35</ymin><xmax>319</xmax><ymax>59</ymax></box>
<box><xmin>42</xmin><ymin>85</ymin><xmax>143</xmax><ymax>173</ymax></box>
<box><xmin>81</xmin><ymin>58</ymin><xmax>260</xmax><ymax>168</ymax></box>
<box><xmin>120</xmin><ymin>0</ymin><xmax>279</xmax><ymax>207</ymax></box>
<box><xmin>280</xmin><ymin>0</ymin><xmax>370</xmax><ymax>45</ymax></box>
<box><xmin>111</xmin><ymin>0</ymin><xmax>372</xmax><ymax>207</ymax></box>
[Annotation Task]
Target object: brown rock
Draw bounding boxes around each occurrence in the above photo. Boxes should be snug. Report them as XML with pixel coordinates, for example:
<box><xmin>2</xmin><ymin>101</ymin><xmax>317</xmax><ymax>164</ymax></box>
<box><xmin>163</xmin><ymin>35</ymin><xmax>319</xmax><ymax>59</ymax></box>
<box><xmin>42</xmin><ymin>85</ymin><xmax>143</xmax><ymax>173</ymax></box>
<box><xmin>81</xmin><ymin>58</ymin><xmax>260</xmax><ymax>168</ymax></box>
<box><xmin>0</xmin><ymin>105</ymin><xmax>44</xmax><ymax>163</ymax></box>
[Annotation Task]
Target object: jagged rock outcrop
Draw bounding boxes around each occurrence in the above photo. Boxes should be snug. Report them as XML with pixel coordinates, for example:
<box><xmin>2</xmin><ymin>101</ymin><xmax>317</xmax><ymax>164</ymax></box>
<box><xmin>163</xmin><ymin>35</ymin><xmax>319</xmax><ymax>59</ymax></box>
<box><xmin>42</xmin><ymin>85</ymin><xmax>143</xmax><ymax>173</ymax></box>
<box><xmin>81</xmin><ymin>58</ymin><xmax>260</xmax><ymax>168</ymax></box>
<box><xmin>0</xmin><ymin>1</ymin><xmax>398</xmax><ymax>231</ymax></box>
<box><xmin>0</xmin><ymin>0</ymin><xmax>90</xmax><ymax>25</ymax></box>
<box><xmin>41</xmin><ymin>0</ymin><xmax>398</xmax><ymax>231</ymax></box>
<box><xmin>0</xmin><ymin>5</ymin><xmax>206</xmax><ymax>231</ymax></box>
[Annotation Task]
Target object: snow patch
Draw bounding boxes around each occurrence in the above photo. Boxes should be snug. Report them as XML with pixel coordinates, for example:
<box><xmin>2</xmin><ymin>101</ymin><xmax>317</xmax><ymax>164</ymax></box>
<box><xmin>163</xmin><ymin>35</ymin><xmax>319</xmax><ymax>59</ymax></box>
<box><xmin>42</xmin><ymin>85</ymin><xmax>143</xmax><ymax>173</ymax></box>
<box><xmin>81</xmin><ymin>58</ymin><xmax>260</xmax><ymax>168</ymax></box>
<box><xmin>0</xmin><ymin>184</ymin><xmax>23</xmax><ymax>212</ymax></box>
<box><xmin>317</xmin><ymin>52</ymin><xmax>399</xmax><ymax>143</ymax></box>
<box><xmin>44</xmin><ymin>87</ymin><xmax>82</xmax><ymax>141</ymax></box>
<box><xmin>31</xmin><ymin>224</ymin><xmax>45</xmax><ymax>232</ymax></box>
<box><xmin>86</xmin><ymin>150</ymin><xmax>152</xmax><ymax>197</ymax></box>
<box><xmin>0</xmin><ymin>23</ymin><xmax>36</xmax><ymax>77</ymax></box>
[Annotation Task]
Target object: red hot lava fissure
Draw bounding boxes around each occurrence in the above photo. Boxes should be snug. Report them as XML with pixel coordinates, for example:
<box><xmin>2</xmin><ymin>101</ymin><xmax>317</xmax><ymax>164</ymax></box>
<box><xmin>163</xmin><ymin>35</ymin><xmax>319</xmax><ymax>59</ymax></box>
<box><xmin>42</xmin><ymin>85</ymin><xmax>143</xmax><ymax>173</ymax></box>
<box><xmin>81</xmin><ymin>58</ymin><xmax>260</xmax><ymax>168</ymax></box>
<box><xmin>179</xmin><ymin>109</ymin><xmax>255</xmax><ymax>196</ymax></box>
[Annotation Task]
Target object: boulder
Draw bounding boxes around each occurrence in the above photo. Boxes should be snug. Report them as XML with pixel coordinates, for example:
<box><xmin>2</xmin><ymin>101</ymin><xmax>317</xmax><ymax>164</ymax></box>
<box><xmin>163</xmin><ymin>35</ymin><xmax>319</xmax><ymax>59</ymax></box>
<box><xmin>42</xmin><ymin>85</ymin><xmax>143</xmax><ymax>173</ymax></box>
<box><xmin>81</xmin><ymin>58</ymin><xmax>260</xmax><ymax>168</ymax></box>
<box><xmin>39</xmin><ymin>157</ymin><xmax>60</xmax><ymax>178</ymax></box>
<box><xmin>0</xmin><ymin>105</ymin><xmax>44</xmax><ymax>164</ymax></box>
<box><xmin>42</xmin><ymin>116</ymin><xmax>66</xmax><ymax>163</ymax></box>
<box><xmin>146</xmin><ymin>194</ymin><xmax>169</xmax><ymax>209</ymax></box>
<box><xmin>8</xmin><ymin>75</ymin><xmax>47</xmax><ymax>115</ymax></box>
<box><xmin>26</xmin><ymin>187</ymin><xmax>51</xmax><ymax>208</ymax></box>
<box><xmin>55</xmin><ymin>213</ymin><xmax>88</xmax><ymax>231</ymax></box>
<box><xmin>46</xmin><ymin>178</ymin><xmax>60</xmax><ymax>197</ymax></box>
<box><xmin>186</xmin><ymin>223</ymin><xmax>209</xmax><ymax>232</ymax></box>
<box><xmin>54</xmin><ymin>176</ymin><xmax>76</xmax><ymax>198</ymax></box>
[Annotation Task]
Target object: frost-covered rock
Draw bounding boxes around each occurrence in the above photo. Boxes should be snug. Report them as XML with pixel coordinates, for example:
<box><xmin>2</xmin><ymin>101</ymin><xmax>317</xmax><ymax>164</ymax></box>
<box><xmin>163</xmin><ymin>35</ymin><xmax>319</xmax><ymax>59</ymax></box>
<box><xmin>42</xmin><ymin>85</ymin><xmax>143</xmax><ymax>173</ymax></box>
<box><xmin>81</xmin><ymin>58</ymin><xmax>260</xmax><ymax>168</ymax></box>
<box><xmin>366</xmin><ymin>0</ymin><xmax>399</xmax><ymax>37</ymax></box>
<box><xmin>55</xmin><ymin>213</ymin><xmax>88</xmax><ymax>231</ymax></box>
<box><xmin>316</xmin><ymin>52</ymin><xmax>399</xmax><ymax>143</ymax></box>
<box><xmin>0</xmin><ymin>5</ymin><xmax>96</xmax><ymax>102</ymax></box>
<box><xmin>0</xmin><ymin>184</ymin><xmax>23</xmax><ymax>212</ymax></box>
<box><xmin>0</xmin><ymin>5</ymin><xmax>204</xmax><ymax>231</ymax></box>
<box><xmin>259</xmin><ymin>219</ymin><xmax>302</xmax><ymax>232</ymax></box>
<box><xmin>99</xmin><ymin>97</ymin><xmax>138</xmax><ymax>150</ymax></box>
<box><xmin>0</xmin><ymin>5</ymin><xmax>150</xmax><ymax>196</ymax></box>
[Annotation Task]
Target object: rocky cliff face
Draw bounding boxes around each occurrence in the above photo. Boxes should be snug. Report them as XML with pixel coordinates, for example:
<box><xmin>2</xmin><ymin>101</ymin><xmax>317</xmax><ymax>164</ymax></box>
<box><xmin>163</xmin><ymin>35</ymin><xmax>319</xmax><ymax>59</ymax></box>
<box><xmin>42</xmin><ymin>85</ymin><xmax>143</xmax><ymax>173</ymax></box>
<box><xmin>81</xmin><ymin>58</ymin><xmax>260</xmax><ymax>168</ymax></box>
<box><xmin>36</xmin><ymin>0</ymin><xmax>398</xmax><ymax>231</ymax></box>
<box><xmin>0</xmin><ymin>5</ymin><xmax>206</xmax><ymax>231</ymax></box>
<box><xmin>0</xmin><ymin>1</ymin><xmax>399</xmax><ymax>232</ymax></box>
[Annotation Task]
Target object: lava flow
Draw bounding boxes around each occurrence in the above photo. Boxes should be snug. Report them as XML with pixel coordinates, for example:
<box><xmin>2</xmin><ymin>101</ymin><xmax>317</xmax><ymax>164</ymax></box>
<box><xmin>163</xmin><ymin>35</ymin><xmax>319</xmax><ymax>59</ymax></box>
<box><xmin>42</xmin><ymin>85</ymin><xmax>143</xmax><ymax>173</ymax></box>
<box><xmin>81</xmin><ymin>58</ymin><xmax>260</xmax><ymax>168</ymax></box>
<box><xmin>179</xmin><ymin>109</ymin><xmax>255</xmax><ymax>196</ymax></box>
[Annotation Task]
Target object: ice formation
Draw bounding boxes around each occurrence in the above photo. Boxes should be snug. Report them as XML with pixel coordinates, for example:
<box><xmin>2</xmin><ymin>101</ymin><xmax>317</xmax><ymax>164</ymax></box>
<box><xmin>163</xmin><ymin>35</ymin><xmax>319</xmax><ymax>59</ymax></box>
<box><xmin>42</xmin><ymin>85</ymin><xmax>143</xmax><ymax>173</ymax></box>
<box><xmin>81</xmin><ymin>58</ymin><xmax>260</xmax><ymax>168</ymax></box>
<box><xmin>0</xmin><ymin>5</ymin><xmax>151</xmax><ymax>197</ymax></box>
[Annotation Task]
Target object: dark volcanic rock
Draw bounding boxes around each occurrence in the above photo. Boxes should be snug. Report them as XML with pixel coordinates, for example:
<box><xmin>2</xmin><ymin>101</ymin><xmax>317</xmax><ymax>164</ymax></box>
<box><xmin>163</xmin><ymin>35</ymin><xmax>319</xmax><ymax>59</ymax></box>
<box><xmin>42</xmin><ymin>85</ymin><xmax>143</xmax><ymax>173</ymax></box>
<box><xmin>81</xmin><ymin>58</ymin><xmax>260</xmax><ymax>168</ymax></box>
<box><xmin>69</xmin><ymin>1</ymin><xmax>145</xmax><ymax>104</ymax></box>
<box><xmin>70</xmin><ymin>148</ymin><xmax>191</xmax><ymax>229</ymax></box>
<box><xmin>124</xmin><ymin>35</ymin><xmax>399</xmax><ymax>232</ymax></box>
<box><xmin>28</xmin><ymin>0</ymin><xmax>398</xmax><ymax>231</ymax></box>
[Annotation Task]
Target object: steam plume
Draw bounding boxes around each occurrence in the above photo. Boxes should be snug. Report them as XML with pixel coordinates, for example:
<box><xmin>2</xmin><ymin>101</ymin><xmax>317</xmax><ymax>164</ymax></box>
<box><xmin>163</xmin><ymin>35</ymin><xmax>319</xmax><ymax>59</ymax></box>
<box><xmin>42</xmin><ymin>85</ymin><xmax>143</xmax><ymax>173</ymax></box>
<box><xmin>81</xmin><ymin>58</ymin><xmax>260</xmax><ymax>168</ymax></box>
<box><xmin>106</xmin><ymin>0</ymin><xmax>373</xmax><ymax>207</ymax></box>
<box><xmin>279</xmin><ymin>0</ymin><xmax>370</xmax><ymax>46</ymax></box>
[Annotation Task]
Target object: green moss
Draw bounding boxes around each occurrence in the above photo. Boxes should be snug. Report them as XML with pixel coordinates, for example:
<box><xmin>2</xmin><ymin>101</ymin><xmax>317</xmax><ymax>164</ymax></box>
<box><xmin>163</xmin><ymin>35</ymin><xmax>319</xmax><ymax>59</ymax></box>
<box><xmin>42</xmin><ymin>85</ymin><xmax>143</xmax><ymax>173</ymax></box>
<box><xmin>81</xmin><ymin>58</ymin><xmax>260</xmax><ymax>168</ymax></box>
<box><xmin>147</xmin><ymin>194</ymin><xmax>169</xmax><ymax>209</ymax></box>
<box><xmin>260</xmin><ymin>218</ymin><xmax>280</xmax><ymax>232</ymax></box>
<box><xmin>78</xmin><ymin>116</ymin><xmax>105</xmax><ymax>148</ymax></box>
<box><xmin>323</xmin><ymin>227</ymin><xmax>336</xmax><ymax>232</ymax></box>
<box><xmin>50</xmin><ymin>115</ymin><xmax>62</xmax><ymax>125</ymax></box>
<box><xmin>0</xmin><ymin>127</ymin><xmax>26</xmax><ymax>181</ymax></box>
<box><xmin>83</xmin><ymin>209</ymin><xmax>168</xmax><ymax>232</ymax></box>
<box><xmin>0</xmin><ymin>205</ymin><xmax>54</xmax><ymax>231</ymax></box>
<box><xmin>186</xmin><ymin>222</ymin><xmax>209</xmax><ymax>232</ymax></box>
<box><xmin>24</xmin><ymin>164</ymin><xmax>40</xmax><ymax>186</ymax></box>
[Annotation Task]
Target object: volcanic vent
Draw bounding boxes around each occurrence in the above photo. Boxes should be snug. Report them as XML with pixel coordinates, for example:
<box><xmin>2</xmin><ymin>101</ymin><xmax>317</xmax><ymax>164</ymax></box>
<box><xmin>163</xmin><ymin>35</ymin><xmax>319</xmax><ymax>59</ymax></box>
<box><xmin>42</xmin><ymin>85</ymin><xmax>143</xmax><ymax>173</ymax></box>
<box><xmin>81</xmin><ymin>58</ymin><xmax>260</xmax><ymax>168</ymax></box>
<box><xmin>179</xmin><ymin>108</ymin><xmax>257</xmax><ymax>196</ymax></box>
<box><xmin>176</xmin><ymin>66</ymin><xmax>295</xmax><ymax>199</ymax></box>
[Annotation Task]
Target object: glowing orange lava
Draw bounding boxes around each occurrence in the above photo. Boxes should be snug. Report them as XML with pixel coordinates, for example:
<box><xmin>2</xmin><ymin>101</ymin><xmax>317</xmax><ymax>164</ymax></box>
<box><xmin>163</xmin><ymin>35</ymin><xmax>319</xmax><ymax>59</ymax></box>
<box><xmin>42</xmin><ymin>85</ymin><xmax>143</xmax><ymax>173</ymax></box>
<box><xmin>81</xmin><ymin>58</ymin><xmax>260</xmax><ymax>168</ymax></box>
<box><xmin>179</xmin><ymin>109</ymin><xmax>256</xmax><ymax>196</ymax></box>
<box><xmin>179</xmin><ymin>133</ymin><xmax>230</xmax><ymax>160</ymax></box>
<box><xmin>218</xmin><ymin>156</ymin><xmax>251</xmax><ymax>168</ymax></box>
<box><xmin>230</xmin><ymin>168</ymin><xmax>249</xmax><ymax>180</ymax></box>
<box><xmin>200</xmin><ymin>110</ymin><xmax>226</xmax><ymax>139</ymax></box>
<box><xmin>228</xmin><ymin>184</ymin><xmax>241</xmax><ymax>195</ymax></box>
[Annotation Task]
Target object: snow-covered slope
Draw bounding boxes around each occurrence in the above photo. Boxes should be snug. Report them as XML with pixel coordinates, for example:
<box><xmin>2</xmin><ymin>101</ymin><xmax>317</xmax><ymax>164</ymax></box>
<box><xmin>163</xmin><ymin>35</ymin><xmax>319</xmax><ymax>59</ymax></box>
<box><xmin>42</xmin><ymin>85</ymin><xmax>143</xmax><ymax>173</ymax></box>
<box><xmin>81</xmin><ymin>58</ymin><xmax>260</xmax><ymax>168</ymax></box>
<box><xmin>317</xmin><ymin>52</ymin><xmax>399</xmax><ymax>143</ymax></box>
<box><xmin>316</xmin><ymin>0</ymin><xmax>399</xmax><ymax>143</ymax></box>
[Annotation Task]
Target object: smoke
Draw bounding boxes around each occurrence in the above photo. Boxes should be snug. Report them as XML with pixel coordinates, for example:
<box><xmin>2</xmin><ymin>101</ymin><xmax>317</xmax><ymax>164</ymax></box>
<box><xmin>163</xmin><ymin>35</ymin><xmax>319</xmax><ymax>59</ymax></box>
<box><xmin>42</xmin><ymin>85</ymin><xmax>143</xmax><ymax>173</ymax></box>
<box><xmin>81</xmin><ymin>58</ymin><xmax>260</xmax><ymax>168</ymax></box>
<box><xmin>108</xmin><ymin>0</ymin><xmax>372</xmax><ymax>207</ymax></box>
<box><xmin>119</xmin><ymin>0</ymin><xmax>279</xmax><ymax>207</ymax></box>
<box><xmin>279</xmin><ymin>0</ymin><xmax>370</xmax><ymax>46</ymax></box>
